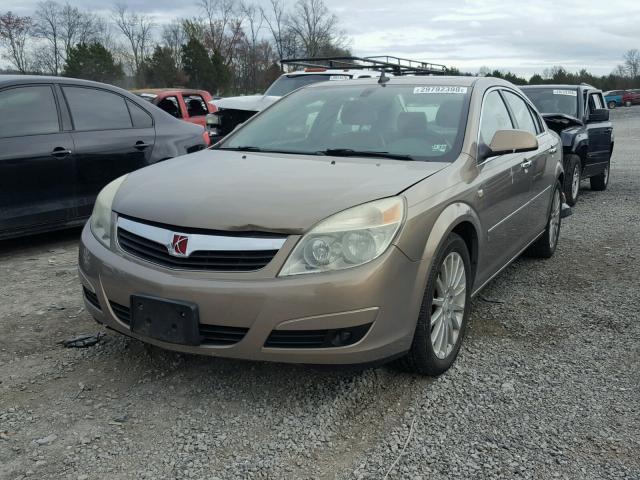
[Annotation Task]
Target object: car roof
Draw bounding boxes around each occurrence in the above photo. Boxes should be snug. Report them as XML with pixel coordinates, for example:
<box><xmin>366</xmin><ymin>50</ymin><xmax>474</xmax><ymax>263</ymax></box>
<box><xmin>283</xmin><ymin>69</ymin><xmax>382</xmax><ymax>77</ymax></box>
<box><xmin>131</xmin><ymin>88</ymin><xmax>208</xmax><ymax>95</ymax></box>
<box><xmin>304</xmin><ymin>75</ymin><xmax>493</xmax><ymax>89</ymax></box>
<box><xmin>522</xmin><ymin>84</ymin><xmax>601</xmax><ymax>92</ymax></box>
<box><xmin>0</xmin><ymin>74</ymin><xmax>115</xmax><ymax>87</ymax></box>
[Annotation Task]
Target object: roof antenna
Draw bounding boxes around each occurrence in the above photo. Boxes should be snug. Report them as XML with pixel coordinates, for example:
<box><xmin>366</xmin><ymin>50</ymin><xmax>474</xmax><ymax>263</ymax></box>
<box><xmin>378</xmin><ymin>69</ymin><xmax>390</xmax><ymax>85</ymax></box>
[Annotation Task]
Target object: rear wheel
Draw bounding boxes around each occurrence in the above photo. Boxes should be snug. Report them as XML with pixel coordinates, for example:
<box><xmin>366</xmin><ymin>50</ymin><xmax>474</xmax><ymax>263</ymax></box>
<box><xmin>608</xmin><ymin>101</ymin><xmax>617</xmax><ymax>109</ymax></box>
<box><xmin>397</xmin><ymin>233</ymin><xmax>471</xmax><ymax>376</ymax></box>
<box><xmin>527</xmin><ymin>181</ymin><xmax>562</xmax><ymax>259</ymax></box>
<box><xmin>563</xmin><ymin>154</ymin><xmax>581</xmax><ymax>206</ymax></box>
<box><xmin>590</xmin><ymin>160</ymin><xmax>610</xmax><ymax>191</ymax></box>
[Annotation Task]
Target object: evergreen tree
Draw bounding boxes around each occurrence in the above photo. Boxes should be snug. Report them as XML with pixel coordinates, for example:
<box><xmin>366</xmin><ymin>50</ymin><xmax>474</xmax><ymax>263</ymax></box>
<box><xmin>63</xmin><ymin>42</ymin><xmax>123</xmax><ymax>84</ymax></box>
<box><xmin>182</xmin><ymin>37</ymin><xmax>231</xmax><ymax>95</ymax></box>
<box><xmin>143</xmin><ymin>46</ymin><xmax>183</xmax><ymax>87</ymax></box>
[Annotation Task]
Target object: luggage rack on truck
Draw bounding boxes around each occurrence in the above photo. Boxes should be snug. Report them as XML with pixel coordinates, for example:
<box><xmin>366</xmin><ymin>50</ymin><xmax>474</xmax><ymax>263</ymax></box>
<box><xmin>280</xmin><ymin>56</ymin><xmax>448</xmax><ymax>76</ymax></box>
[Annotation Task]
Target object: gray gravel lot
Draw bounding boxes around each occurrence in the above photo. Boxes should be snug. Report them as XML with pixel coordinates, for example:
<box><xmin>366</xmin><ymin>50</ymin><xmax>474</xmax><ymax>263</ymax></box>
<box><xmin>1</xmin><ymin>107</ymin><xmax>639</xmax><ymax>480</ymax></box>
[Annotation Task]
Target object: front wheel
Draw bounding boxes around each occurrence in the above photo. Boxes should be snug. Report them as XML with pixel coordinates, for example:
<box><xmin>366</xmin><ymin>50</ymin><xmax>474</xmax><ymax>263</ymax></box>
<box><xmin>608</xmin><ymin>101</ymin><xmax>617</xmax><ymax>109</ymax></box>
<box><xmin>563</xmin><ymin>154</ymin><xmax>581</xmax><ymax>206</ymax></box>
<box><xmin>527</xmin><ymin>181</ymin><xmax>562</xmax><ymax>259</ymax></box>
<box><xmin>397</xmin><ymin>233</ymin><xmax>471</xmax><ymax>376</ymax></box>
<box><xmin>590</xmin><ymin>161</ymin><xmax>610</xmax><ymax>191</ymax></box>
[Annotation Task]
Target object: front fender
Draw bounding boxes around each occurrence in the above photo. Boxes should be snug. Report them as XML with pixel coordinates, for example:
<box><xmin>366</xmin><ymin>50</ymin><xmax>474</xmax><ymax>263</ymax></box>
<box><xmin>396</xmin><ymin>200</ymin><xmax>483</xmax><ymax>265</ymax></box>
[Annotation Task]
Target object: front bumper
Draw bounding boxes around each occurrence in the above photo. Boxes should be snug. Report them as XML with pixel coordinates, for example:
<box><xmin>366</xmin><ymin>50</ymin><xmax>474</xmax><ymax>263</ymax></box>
<box><xmin>78</xmin><ymin>224</ymin><xmax>429</xmax><ymax>365</ymax></box>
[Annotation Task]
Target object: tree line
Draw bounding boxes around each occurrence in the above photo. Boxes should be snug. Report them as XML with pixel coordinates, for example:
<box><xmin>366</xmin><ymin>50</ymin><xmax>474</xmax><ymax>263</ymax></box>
<box><xmin>450</xmin><ymin>50</ymin><xmax>640</xmax><ymax>91</ymax></box>
<box><xmin>1</xmin><ymin>2</ymin><xmax>639</xmax><ymax>95</ymax></box>
<box><xmin>0</xmin><ymin>0</ymin><xmax>349</xmax><ymax>94</ymax></box>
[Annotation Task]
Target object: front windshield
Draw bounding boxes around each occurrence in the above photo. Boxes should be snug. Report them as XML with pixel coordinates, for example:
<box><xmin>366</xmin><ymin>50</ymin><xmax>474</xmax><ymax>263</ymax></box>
<box><xmin>264</xmin><ymin>74</ymin><xmax>352</xmax><ymax>97</ymax></box>
<box><xmin>220</xmin><ymin>84</ymin><xmax>470</xmax><ymax>163</ymax></box>
<box><xmin>523</xmin><ymin>88</ymin><xmax>578</xmax><ymax>117</ymax></box>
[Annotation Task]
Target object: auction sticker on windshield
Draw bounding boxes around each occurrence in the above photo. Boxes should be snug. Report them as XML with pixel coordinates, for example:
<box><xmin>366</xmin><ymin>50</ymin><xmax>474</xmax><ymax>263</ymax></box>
<box><xmin>553</xmin><ymin>89</ymin><xmax>577</xmax><ymax>96</ymax></box>
<box><xmin>413</xmin><ymin>86</ymin><xmax>468</xmax><ymax>94</ymax></box>
<box><xmin>330</xmin><ymin>75</ymin><xmax>350</xmax><ymax>81</ymax></box>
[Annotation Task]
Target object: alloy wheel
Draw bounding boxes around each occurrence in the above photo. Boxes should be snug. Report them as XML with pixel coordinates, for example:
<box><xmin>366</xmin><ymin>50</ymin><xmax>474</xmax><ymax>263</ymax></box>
<box><xmin>571</xmin><ymin>165</ymin><xmax>580</xmax><ymax>200</ymax></box>
<box><xmin>431</xmin><ymin>251</ymin><xmax>466</xmax><ymax>359</ymax></box>
<box><xmin>549</xmin><ymin>189</ymin><xmax>561</xmax><ymax>249</ymax></box>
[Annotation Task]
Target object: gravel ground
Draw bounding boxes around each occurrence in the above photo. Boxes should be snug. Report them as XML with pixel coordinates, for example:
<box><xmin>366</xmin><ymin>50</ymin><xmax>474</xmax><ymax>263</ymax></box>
<box><xmin>1</xmin><ymin>107</ymin><xmax>639</xmax><ymax>480</ymax></box>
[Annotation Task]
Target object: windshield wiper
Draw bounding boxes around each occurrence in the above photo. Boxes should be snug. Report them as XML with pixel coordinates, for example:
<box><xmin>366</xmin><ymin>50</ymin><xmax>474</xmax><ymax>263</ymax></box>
<box><xmin>217</xmin><ymin>145</ymin><xmax>263</xmax><ymax>152</ymax></box>
<box><xmin>320</xmin><ymin>149</ymin><xmax>414</xmax><ymax>161</ymax></box>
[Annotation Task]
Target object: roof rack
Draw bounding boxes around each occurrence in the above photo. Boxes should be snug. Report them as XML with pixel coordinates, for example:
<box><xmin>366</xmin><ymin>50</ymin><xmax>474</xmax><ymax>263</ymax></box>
<box><xmin>280</xmin><ymin>56</ymin><xmax>448</xmax><ymax>76</ymax></box>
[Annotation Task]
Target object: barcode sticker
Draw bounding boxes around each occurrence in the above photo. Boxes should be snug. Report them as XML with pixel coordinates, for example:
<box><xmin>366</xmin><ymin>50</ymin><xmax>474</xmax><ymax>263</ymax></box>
<box><xmin>413</xmin><ymin>86</ymin><xmax>468</xmax><ymax>94</ymax></box>
<box><xmin>553</xmin><ymin>89</ymin><xmax>577</xmax><ymax>96</ymax></box>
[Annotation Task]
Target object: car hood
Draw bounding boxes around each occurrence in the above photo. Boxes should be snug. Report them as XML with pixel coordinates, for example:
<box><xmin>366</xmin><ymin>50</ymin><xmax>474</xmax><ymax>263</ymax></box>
<box><xmin>210</xmin><ymin>95</ymin><xmax>280</xmax><ymax>113</ymax></box>
<box><xmin>113</xmin><ymin>150</ymin><xmax>449</xmax><ymax>234</ymax></box>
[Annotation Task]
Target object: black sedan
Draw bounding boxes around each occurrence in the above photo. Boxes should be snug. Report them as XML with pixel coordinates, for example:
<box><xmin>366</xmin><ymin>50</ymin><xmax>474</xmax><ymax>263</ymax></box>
<box><xmin>0</xmin><ymin>75</ymin><xmax>209</xmax><ymax>240</ymax></box>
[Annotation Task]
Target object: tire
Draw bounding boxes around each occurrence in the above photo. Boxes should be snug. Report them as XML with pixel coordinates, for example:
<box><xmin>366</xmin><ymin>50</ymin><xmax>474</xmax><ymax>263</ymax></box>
<box><xmin>397</xmin><ymin>233</ymin><xmax>471</xmax><ymax>376</ymax></box>
<box><xmin>626</xmin><ymin>101</ymin><xmax>632</xmax><ymax>107</ymax></box>
<box><xmin>608</xmin><ymin>101</ymin><xmax>616</xmax><ymax>109</ymax></box>
<box><xmin>527</xmin><ymin>181</ymin><xmax>562</xmax><ymax>259</ymax></box>
<box><xmin>563</xmin><ymin>154</ymin><xmax>581</xmax><ymax>206</ymax></box>
<box><xmin>590</xmin><ymin>160</ymin><xmax>610</xmax><ymax>191</ymax></box>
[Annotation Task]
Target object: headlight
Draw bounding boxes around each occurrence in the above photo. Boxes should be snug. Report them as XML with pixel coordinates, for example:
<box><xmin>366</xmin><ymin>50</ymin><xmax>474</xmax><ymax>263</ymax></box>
<box><xmin>279</xmin><ymin>197</ymin><xmax>405</xmax><ymax>276</ymax></box>
<box><xmin>89</xmin><ymin>175</ymin><xmax>128</xmax><ymax>248</ymax></box>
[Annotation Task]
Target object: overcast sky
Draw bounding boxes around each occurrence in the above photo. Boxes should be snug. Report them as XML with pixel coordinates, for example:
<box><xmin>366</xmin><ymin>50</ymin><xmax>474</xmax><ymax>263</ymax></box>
<box><xmin>4</xmin><ymin>0</ymin><xmax>640</xmax><ymax>77</ymax></box>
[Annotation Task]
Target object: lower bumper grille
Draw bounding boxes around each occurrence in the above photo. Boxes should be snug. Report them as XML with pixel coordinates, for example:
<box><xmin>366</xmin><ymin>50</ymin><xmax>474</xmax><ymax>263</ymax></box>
<box><xmin>83</xmin><ymin>287</ymin><xmax>101</xmax><ymax>310</ymax></box>
<box><xmin>265</xmin><ymin>324</ymin><xmax>372</xmax><ymax>349</ymax></box>
<box><xmin>108</xmin><ymin>300</ymin><xmax>248</xmax><ymax>346</ymax></box>
<box><xmin>110</xmin><ymin>301</ymin><xmax>131</xmax><ymax>325</ymax></box>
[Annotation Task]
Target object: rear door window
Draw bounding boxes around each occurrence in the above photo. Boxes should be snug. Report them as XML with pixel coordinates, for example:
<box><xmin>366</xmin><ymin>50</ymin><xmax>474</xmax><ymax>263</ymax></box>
<box><xmin>63</xmin><ymin>86</ymin><xmax>132</xmax><ymax>131</ymax></box>
<box><xmin>127</xmin><ymin>100</ymin><xmax>153</xmax><ymax>128</ymax></box>
<box><xmin>0</xmin><ymin>85</ymin><xmax>60</xmax><ymax>138</ymax></box>
<box><xmin>183</xmin><ymin>94</ymin><xmax>208</xmax><ymax>117</ymax></box>
<box><xmin>157</xmin><ymin>96</ymin><xmax>182</xmax><ymax>118</ymax></box>
<box><xmin>502</xmin><ymin>91</ymin><xmax>538</xmax><ymax>135</ymax></box>
<box><xmin>479</xmin><ymin>90</ymin><xmax>514</xmax><ymax>145</ymax></box>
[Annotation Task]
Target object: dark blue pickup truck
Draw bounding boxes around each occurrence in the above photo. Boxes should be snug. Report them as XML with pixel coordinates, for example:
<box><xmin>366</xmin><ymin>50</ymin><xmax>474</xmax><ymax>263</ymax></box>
<box><xmin>521</xmin><ymin>84</ymin><xmax>613</xmax><ymax>206</ymax></box>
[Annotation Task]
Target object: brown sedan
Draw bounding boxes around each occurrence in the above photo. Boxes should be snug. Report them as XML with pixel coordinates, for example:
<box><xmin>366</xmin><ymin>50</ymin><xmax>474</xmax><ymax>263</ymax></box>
<box><xmin>79</xmin><ymin>76</ymin><xmax>564</xmax><ymax>375</ymax></box>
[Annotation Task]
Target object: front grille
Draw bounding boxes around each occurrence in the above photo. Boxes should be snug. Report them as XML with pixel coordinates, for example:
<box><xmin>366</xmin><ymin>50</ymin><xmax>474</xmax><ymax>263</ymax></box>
<box><xmin>117</xmin><ymin>228</ymin><xmax>279</xmax><ymax>272</ymax></box>
<box><xmin>83</xmin><ymin>287</ymin><xmax>101</xmax><ymax>310</ymax></box>
<box><xmin>107</xmin><ymin>300</ymin><xmax>248</xmax><ymax>346</ymax></box>
<box><xmin>265</xmin><ymin>324</ymin><xmax>372</xmax><ymax>349</ymax></box>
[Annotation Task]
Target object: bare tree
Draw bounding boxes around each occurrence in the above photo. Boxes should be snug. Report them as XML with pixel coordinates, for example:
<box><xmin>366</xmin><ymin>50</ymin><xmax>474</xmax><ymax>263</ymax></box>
<box><xmin>33</xmin><ymin>1</ymin><xmax>64</xmax><ymax>74</ymax></box>
<box><xmin>162</xmin><ymin>21</ymin><xmax>186</xmax><ymax>69</ymax></box>
<box><xmin>59</xmin><ymin>3</ymin><xmax>102</xmax><ymax>58</ymax></box>
<box><xmin>623</xmin><ymin>49</ymin><xmax>640</xmax><ymax>78</ymax></box>
<box><xmin>260</xmin><ymin>0</ymin><xmax>287</xmax><ymax>65</ymax></box>
<box><xmin>238</xmin><ymin>3</ymin><xmax>264</xmax><ymax>92</ymax></box>
<box><xmin>286</xmin><ymin>0</ymin><xmax>345</xmax><ymax>57</ymax></box>
<box><xmin>0</xmin><ymin>11</ymin><xmax>32</xmax><ymax>73</ymax></box>
<box><xmin>113</xmin><ymin>4</ymin><xmax>154</xmax><ymax>77</ymax></box>
<box><xmin>198</xmin><ymin>0</ymin><xmax>245</xmax><ymax>65</ymax></box>
<box><xmin>611</xmin><ymin>64</ymin><xmax>626</xmax><ymax>77</ymax></box>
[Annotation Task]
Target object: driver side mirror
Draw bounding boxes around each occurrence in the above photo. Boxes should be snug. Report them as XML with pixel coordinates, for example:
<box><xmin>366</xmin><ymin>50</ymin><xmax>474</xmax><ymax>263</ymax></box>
<box><xmin>587</xmin><ymin>108</ymin><xmax>609</xmax><ymax>123</ymax></box>
<box><xmin>480</xmin><ymin>129</ymin><xmax>538</xmax><ymax>160</ymax></box>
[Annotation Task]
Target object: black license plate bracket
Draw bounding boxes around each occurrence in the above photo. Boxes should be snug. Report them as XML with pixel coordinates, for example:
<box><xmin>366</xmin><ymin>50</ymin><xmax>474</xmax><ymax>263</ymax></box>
<box><xmin>130</xmin><ymin>295</ymin><xmax>200</xmax><ymax>346</ymax></box>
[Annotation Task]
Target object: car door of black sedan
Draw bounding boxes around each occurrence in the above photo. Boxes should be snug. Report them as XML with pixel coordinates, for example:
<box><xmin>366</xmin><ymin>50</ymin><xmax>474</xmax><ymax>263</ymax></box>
<box><xmin>60</xmin><ymin>85</ymin><xmax>156</xmax><ymax>219</ymax></box>
<box><xmin>0</xmin><ymin>84</ymin><xmax>77</xmax><ymax>238</ymax></box>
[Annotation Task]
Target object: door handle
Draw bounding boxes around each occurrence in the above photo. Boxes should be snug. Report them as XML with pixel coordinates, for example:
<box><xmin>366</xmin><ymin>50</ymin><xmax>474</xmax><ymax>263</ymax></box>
<box><xmin>134</xmin><ymin>141</ymin><xmax>151</xmax><ymax>150</ymax></box>
<box><xmin>548</xmin><ymin>146</ymin><xmax>557</xmax><ymax>154</ymax></box>
<box><xmin>521</xmin><ymin>159</ymin><xmax>532</xmax><ymax>169</ymax></box>
<box><xmin>50</xmin><ymin>147</ymin><xmax>72</xmax><ymax>157</ymax></box>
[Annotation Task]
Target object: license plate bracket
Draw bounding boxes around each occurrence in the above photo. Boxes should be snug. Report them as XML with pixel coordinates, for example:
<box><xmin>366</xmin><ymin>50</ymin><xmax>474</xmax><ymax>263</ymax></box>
<box><xmin>130</xmin><ymin>295</ymin><xmax>200</xmax><ymax>346</ymax></box>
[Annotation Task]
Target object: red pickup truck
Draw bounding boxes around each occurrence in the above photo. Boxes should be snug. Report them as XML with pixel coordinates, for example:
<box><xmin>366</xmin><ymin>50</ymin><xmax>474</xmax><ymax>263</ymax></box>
<box><xmin>622</xmin><ymin>90</ymin><xmax>640</xmax><ymax>106</ymax></box>
<box><xmin>132</xmin><ymin>88</ymin><xmax>217</xmax><ymax>129</ymax></box>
